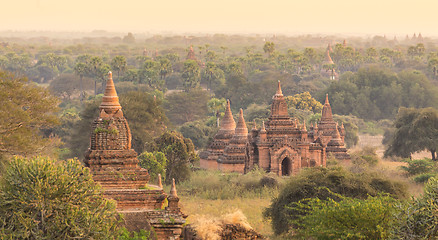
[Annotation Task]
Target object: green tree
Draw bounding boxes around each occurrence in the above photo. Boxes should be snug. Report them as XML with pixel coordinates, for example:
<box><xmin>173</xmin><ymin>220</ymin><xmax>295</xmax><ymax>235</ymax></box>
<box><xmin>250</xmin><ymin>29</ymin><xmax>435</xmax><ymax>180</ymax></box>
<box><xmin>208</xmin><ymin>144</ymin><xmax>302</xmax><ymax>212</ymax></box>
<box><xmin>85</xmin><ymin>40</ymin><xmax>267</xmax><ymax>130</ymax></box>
<box><xmin>36</xmin><ymin>53</ymin><xmax>68</xmax><ymax>80</ymax></box>
<box><xmin>165</xmin><ymin>89</ymin><xmax>209</xmax><ymax>125</ymax></box>
<box><xmin>292</xmin><ymin>192</ymin><xmax>398</xmax><ymax>240</ymax></box>
<box><xmin>285</xmin><ymin>92</ymin><xmax>323</xmax><ymax>113</ymax></box>
<box><xmin>111</xmin><ymin>55</ymin><xmax>127</xmax><ymax>81</ymax></box>
<box><xmin>146</xmin><ymin>131</ymin><xmax>198</xmax><ymax>184</ymax></box>
<box><xmin>263</xmin><ymin>41</ymin><xmax>275</xmax><ymax>57</ymax></box>
<box><xmin>385</xmin><ymin>107</ymin><xmax>438</xmax><ymax>160</ymax></box>
<box><xmin>264</xmin><ymin>166</ymin><xmax>407</xmax><ymax>235</ymax></box>
<box><xmin>0</xmin><ymin>156</ymin><xmax>120</xmax><ymax>239</ymax></box>
<box><xmin>178</xmin><ymin>120</ymin><xmax>217</xmax><ymax>149</ymax></box>
<box><xmin>182</xmin><ymin>59</ymin><xmax>200</xmax><ymax>91</ymax></box>
<box><xmin>159</xmin><ymin>58</ymin><xmax>172</xmax><ymax>80</ymax></box>
<box><xmin>202</xmin><ymin>62</ymin><xmax>225</xmax><ymax>94</ymax></box>
<box><xmin>138</xmin><ymin>60</ymin><xmax>162</xmax><ymax>89</ymax></box>
<box><xmin>0</xmin><ymin>71</ymin><xmax>59</xmax><ymax>158</ymax></box>
<box><xmin>138</xmin><ymin>151</ymin><xmax>167</xmax><ymax>184</ymax></box>
<box><xmin>88</xmin><ymin>56</ymin><xmax>111</xmax><ymax>95</ymax></box>
<box><xmin>207</xmin><ymin>98</ymin><xmax>226</xmax><ymax>127</ymax></box>
<box><xmin>74</xmin><ymin>61</ymin><xmax>89</xmax><ymax>102</ymax></box>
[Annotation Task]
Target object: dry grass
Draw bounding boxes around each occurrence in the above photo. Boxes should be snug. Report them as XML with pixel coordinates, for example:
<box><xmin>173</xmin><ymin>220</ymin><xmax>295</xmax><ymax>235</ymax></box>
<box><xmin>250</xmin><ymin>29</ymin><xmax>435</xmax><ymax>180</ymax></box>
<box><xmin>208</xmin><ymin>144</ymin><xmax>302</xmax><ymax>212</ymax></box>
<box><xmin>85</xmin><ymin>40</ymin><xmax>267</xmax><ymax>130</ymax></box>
<box><xmin>179</xmin><ymin>195</ymin><xmax>275</xmax><ymax>238</ymax></box>
<box><xmin>189</xmin><ymin>210</ymin><xmax>253</xmax><ymax>240</ymax></box>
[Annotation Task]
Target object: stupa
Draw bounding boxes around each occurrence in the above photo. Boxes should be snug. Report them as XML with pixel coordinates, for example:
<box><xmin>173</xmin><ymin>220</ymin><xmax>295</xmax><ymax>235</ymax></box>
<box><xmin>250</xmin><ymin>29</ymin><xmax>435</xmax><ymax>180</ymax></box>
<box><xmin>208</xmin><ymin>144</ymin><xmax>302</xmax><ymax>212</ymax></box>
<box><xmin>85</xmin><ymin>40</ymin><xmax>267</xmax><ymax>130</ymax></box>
<box><xmin>84</xmin><ymin>72</ymin><xmax>186</xmax><ymax>239</ymax></box>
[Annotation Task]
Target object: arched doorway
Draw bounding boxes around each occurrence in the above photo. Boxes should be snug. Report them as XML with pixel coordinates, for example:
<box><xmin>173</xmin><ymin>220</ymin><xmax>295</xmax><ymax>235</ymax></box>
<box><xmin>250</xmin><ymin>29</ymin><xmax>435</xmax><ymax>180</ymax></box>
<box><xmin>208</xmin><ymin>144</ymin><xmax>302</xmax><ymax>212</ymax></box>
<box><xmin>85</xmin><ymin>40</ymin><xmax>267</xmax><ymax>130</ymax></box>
<box><xmin>281</xmin><ymin>157</ymin><xmax>291</xmax><ymax>176</ymax></box>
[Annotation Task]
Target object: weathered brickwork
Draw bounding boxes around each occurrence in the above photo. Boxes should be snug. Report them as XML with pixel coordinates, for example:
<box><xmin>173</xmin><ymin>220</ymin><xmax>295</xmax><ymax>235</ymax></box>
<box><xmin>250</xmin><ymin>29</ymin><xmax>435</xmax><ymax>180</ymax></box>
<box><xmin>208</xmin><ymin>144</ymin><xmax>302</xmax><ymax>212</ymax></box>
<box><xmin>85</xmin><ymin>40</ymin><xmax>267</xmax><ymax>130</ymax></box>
<box><xmin>84</xmin><ymin>72</ymin><xmax>186</xmax><ymax>239</ymax></box>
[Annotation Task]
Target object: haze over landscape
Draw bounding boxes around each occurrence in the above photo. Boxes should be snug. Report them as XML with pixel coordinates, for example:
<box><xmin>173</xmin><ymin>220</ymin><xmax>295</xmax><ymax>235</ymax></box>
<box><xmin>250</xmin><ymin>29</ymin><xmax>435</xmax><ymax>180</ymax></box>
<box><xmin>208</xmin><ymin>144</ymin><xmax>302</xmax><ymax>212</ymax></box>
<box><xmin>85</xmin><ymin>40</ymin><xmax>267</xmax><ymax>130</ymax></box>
<box><xmin>4</xmin><ymin>1</ymin><xmax>438</xmax><ymax>239</ymax></box>
<box><xmin>2</xmin><ymin>0</ymin><xmax>437</xmax><ymax>36</ymax></box>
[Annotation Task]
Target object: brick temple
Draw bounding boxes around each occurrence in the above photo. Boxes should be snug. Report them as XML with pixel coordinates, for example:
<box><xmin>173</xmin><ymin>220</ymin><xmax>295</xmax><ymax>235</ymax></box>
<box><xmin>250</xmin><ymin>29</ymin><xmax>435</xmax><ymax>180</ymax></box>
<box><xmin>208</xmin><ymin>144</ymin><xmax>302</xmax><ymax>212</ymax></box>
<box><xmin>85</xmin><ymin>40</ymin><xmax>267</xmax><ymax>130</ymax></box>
<box><xmin>84</xmin><ymin>72</ymin><xmax>186</xmax><ymax>239</ymax></box>
<box><xmin>200</xmin><ymin>81</ymin><xmax>349</xmax><ymax>175</ymax></box>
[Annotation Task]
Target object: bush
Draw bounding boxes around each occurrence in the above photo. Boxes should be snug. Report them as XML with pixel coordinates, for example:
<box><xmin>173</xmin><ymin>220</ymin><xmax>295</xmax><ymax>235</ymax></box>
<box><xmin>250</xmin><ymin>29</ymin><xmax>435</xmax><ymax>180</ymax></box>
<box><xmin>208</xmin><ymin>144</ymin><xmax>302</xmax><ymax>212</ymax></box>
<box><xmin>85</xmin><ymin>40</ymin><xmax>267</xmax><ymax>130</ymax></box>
<box><xmin>138</xmin><ymin>151</ymin><xmax>167</xmax><ymax>184</ymax></box>
<box><xmin>118</xmin><ymin>227</ymin><xmax>152</xmax><ymax>240</ymax></box>
<box><xmin>413</xmin><ymin>173</ymin><xmax>436</xmax><ymax>183</ymax></box>
<box><xmin>400</xmin><ymin>158</ymin><xmax>435</xmax><ymax>176</ymax></box>
<box><xmin>392</xmin><ymin>177</ymin><xmax>438</xmax><ymax>239</ymax></box>
<box><xmin>291</xmin><ymin>192</ymin><xmax>398</xmax><ymax>239</ymax></box>
<box><xmin>264</xmin><ymin>166</ymin><xmax>408</xmax><ymax>235</ymax></box>
<box><xmin>0</xmin><ymin>156</ymin><xmax>120</xmax><ymax>239</ymax></box>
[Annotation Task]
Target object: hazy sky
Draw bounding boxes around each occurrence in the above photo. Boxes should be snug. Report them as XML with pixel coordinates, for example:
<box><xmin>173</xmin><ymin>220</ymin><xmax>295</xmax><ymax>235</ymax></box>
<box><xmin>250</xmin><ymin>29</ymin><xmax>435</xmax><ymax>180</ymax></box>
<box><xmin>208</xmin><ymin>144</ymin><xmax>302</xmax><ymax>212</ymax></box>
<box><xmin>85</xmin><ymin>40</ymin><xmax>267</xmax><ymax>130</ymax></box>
<box><xmin>2</xmin><ymin>0</ymin><xmax>437</xmax><ymax>36</ymax></box>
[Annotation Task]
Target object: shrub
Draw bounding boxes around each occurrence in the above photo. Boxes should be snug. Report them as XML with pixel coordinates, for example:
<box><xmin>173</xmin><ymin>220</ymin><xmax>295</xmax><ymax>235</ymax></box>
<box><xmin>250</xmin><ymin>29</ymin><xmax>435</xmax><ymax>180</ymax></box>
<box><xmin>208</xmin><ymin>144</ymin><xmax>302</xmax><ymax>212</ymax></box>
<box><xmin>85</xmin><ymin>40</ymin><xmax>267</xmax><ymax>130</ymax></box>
<box><xmin>138</xmin><ymin>151</ymin><xmax>167</xmax><ymax>184</ymax></box>
<box><xmin>392</xmin><ymin>177</ymin><xmax>438</xmax><ymax>239</ymax></box>
<box><xmin>291</xmin><ymin>192</ymin><xmax>398</xmax><ymax>239</ymax></box>
<box><xmin>0</xmin><ymin>156</ymin><xmax>120</xmax><ymax>239</ymax></box>
<box><xmin>413</xmin><ymin>173</ymin><xmax>436</xmax><ymax>183</ymax></box>
<box><xmin>118</xmin><ymin>227</ymin><xmax>152</xmax><ymax>240</ymax></box>
<box><xmin>264</xmin><ymin>166</ymin><xmax>408</xmax><ymax>235</ymax></box>
<box><xmin>400</xmin><ymin>158</ymin><xmax>435</xmax><ymax>176</ymax></box>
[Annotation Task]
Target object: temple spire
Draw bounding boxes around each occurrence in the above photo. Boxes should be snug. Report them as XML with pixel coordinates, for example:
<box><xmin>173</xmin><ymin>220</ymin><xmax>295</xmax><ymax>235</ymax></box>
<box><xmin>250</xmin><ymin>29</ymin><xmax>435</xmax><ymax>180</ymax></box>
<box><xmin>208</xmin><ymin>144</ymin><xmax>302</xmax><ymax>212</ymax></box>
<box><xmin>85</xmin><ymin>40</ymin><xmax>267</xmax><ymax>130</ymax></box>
<box><xmin>170</xmin><ymin>178</ymin><xmax>178</xmax><ymax>197</ymax></box>
<box><xmin>321</xmin><ymin>94</ymin><xmax>333</xmax><ymax>121</ymax></box>
<box><xmin>276</xmin><ymin>80</ymin><xmax>283</xmax><ymax>96</ymax></box>
<box><xmin>261</xmin><ymin>121</ymin><xmax>266</xmax><ymax>132</ymax></box>
<box><xmin>158</xmin><ymin>174</ymin><xmax>163</xmax><ymax>189</ymax></box>
<box><xmin>221</xmin><ymin>99</ymin><xmax>236</xmax><ymax>130</ymax></box>
<box><xmin>325</xmin><ymin>50</ymin><xmax>334</xmax><ymax>64</ymax></box>
<box><xmin>235</xmin><ymin>109</ymin><xmax>248</xmax><ymax>136</ymax></box>
<box><xmin>99</xmin><ymin>71</ymin><xmax>122</xmax><ymax>117</ymax></box>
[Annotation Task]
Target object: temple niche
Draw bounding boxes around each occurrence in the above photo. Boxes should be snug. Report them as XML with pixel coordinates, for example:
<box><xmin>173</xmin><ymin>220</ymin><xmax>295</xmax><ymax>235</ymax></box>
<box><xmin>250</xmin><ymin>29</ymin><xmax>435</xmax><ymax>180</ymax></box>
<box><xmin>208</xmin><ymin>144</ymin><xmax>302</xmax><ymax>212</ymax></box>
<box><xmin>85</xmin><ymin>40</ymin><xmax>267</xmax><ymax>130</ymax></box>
<box><xmin>84</xmin><ymin>72</ymin><xmax>186</xmax><ymax>239</ymax></box>
<box><xmin>200</xmin><ymin>81</ymin><xmax>350</xmax><ymax>176</ymax></box>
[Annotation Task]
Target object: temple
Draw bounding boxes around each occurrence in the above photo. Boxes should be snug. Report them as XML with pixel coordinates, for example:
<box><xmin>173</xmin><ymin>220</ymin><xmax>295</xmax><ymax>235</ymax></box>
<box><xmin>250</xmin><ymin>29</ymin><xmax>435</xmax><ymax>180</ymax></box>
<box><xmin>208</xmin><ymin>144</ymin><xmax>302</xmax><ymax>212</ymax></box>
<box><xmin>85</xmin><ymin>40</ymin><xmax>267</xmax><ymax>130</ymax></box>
<box><xmin>200</xmin><ymin>81</ymin><xmax>349</xmax><ymax>175</ymax></box>
<box><xmin>84</xmin><ymin>72</ymin><xmax>186</xmax><ymax>239</ymax></box>
<box><xmin>321</xmin><ymin>46</ymin><xmax>338</xmax><ymax>80</ymax></box>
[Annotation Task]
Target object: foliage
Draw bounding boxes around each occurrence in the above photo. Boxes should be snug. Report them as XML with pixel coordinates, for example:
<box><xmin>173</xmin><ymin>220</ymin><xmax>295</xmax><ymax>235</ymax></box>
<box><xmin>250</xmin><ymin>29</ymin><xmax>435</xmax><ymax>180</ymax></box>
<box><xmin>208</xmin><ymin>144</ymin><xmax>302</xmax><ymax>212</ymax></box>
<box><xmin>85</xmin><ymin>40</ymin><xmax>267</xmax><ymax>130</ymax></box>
<box><xmin>164</xmin><ymin>88</ymin><xmax>209</xmax><ymax>125</ymax></box>
<box><xmin>138</xmin><ymin>151</ymin><xmax>167</xmax><ymax>183</ymax></box>
<box><xmin>413</xmin><ymin>173</ymin><xmax>436</xmax><ymax>184</ymax></box>
<box><xmin>118</xmin><ymin>228</ymin><xmax>151</xmax><ymax>240</ymax></box>
<box><xmin>146</xmin><ymin>131</ymin><xmax>198</xmax><ymax>184</ymax></box>
<box><xmin>291</xmin><ymin>192</ymin><xmax>398</xmax><ymax>240</ymax></box>
<box><xmin>285</xmin><ymin>91</ymin><xmax>323</xmax><ymax>113</ymax></box>
<box><xmin>49</xmin><ymin>73</ymin><xmax>94</xmax><ymax>99</ymax></box>
<box><xmin>323</xmin><ymin>67</ymin><xmax>438</xmax><ymax>120</ymax></box>
<box><xmin>264</xmin><ymin>166</ymin><xmax>408</xmax><ymax>235</ymax></box>
<box><xmin>350</xmin><ymin>146</ymin><xmax>380</xmax><ymax>168</ymax></box>
<box><xmin>244</xmin><ymin>103</ymin><xmax>270</xmax><ymax>123</ymax></box>
<box><xmin>66</xmin><ymin>97</ymin><xmax>101</xmax><ymax>158</ymax></box>
<box><xmin>119</xmin><ymin>91</ymin><xmax>168</xmax><ymax>153</ymax></box>
<box><xmin>182</xmin><ymin>59</ymin><xmax>200</xmax><ymax>90</ymax></box>
<box><xmin>0</xmin><ymin>156</ymin><xmax>120</xmax><ymax>239</ymax></box>
<box><xmin>0</xmin><ymin>71</ymin><xmax>60</xmax><ymax>158</ymax></box>
<box><xmin>178</xmin><ymin>120</ymin><xmax>218</xmax><ymax>149</ymax></box>
<box><xmin>392</xmin><ymin>177</ymin><xmax>438</xmax><ymax>239</ymax></box>
<box><xmin>385</xmin><ymin>107</ymin><xmax>438</xmax><ymax>160</ymax></box>
<box><xmin>400</xmin><ymin>158</ymin><xmax>435</xmax><ymax>176</ymax></box>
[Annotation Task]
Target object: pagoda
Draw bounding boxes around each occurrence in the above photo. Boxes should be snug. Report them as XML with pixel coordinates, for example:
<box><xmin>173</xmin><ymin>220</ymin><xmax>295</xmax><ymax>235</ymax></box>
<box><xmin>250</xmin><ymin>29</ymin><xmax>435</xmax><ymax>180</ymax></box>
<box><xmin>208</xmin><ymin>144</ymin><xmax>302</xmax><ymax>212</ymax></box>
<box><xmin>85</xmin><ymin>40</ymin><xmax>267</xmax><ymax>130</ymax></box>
<box><xmin>217</xmin><ymin>109</ymin><xmax>249</xmax><ymax>172</ymax></box>
<box><xmin>321</xmin><ymin>48</ymin><xmax>338</xmax><ymax>80</ymax></box>
<box><xmin>309</xmin><ymin>94</ymin><xmax>350</xmax><ymax>160</ymax></box>
<box><xmin>84</xmin><ymin>72</ymin><xmax>186</xmax><ymax>239</ymax></box>
<box><xmin>199</xmin><ymin>100</ymin><xmax>236</xmax><ymax>169</ymax></box>
<box><xmin>201</xmin><ymin>81</ymin><xmax>329</xmax><ymax>176</ymax></box>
